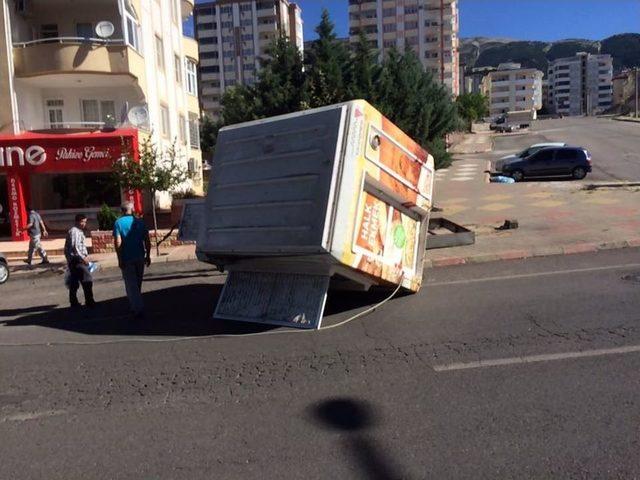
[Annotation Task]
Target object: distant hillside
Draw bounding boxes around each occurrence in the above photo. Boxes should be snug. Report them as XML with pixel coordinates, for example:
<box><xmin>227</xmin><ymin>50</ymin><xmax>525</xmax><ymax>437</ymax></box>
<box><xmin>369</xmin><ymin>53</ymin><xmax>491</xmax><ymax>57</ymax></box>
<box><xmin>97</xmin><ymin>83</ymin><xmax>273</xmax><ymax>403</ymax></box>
<box><xmin>461</xmin><ymin>33</ymin><xmax>640</xmax><ymax>74</ymax></box>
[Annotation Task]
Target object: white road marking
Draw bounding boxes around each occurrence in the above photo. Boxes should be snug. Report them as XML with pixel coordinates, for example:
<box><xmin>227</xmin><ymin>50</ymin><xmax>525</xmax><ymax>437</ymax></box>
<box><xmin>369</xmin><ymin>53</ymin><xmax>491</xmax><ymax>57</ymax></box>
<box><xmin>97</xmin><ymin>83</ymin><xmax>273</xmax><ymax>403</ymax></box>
<box><xmin>433</xmin><ymin>345</ymin><xmax>640</xmax><ymax>372</ymax></box>
<box><xmin>426</xmin><ymin>263</ymin><xmax>640</xmax><ymax>287</ymax></box>
<box><xmin>1</xmin><ymin>410</ymin><xmax>67</xmax><ymax>423</ymax></box>
<box><xmin>450</xmin><ymin>177</ymin><xmax>475</xmax><ymax>182</ymax></box>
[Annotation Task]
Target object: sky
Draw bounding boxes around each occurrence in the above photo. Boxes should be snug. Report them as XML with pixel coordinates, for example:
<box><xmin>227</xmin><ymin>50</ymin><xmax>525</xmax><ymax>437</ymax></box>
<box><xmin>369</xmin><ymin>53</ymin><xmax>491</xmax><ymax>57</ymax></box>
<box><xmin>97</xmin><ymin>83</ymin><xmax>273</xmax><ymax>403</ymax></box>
<box><xmin>287</xmin><ymin>0</ymin><xmax>639</xmax><ymax>42</ymax></box>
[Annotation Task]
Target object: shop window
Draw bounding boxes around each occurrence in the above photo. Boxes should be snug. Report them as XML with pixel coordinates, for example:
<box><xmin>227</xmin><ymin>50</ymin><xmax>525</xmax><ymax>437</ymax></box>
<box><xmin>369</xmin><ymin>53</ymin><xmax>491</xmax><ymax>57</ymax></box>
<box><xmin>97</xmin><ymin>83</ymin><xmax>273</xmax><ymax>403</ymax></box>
<box><xmin>31</xmin><ymin>173</ymin><xmax>121</xmax><ymax>210</ymax></box>
<box><xmin>160</xmin><ymin>105</ymin><xmax>170</xmax><ymax>138</ymax></box>
<box><xmin>46</xmin><ymin>99</ymin><xmax>64</xmax><ymax>129</ymax></box>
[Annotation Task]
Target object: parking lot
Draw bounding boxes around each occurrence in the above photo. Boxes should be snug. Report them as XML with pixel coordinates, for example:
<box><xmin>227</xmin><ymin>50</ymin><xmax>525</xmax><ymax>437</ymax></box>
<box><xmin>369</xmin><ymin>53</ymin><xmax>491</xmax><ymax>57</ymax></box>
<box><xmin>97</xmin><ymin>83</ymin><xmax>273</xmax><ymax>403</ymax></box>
<box><xmin>490</xmin><ymin>117</ymin><xmax>640</xmax><ymax>182</ymax></box>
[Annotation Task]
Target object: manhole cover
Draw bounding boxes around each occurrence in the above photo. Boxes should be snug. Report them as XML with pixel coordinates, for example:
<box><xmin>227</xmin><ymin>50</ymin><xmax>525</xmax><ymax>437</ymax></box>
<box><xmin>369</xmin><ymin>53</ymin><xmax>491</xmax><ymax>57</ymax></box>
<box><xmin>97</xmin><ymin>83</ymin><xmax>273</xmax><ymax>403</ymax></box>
<box><xmin>622</xmin><ymin>273</ymin><xmax>640</xmax><ymax>284</ymax></box>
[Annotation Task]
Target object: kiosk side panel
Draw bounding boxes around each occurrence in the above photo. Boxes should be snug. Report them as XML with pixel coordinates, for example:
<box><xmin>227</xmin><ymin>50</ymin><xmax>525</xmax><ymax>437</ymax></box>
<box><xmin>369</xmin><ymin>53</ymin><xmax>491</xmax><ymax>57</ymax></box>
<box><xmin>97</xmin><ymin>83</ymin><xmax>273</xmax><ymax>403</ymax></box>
<box><xmin>198</xmin><ymin>108</ymin><xmax>344</xmax><ymax>255</ymax></box>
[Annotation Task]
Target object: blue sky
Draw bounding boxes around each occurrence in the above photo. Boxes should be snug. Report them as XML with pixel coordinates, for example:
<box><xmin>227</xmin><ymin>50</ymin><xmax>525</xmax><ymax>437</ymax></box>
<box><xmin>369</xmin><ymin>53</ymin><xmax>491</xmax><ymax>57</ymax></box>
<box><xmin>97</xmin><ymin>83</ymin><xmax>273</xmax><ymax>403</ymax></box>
<box><xmin>288</xmin><ymin>0</ymin><xmax>639</xmax><ymax>41</ymax></box>
<box><xmin>191</xmin><ymin>1</ymin><xmax>639</xmax><ymax>41</ymax></box>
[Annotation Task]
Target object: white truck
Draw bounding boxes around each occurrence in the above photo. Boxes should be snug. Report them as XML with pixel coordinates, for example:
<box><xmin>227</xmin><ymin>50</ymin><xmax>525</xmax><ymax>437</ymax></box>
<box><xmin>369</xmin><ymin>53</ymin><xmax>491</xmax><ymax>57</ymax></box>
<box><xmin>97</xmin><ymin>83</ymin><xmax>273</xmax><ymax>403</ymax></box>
<box><xmin>195</xmin><ymin>100</ymin><xmax>435</xmax><ymax>329</ymax></box>
<box><xmin>491</xmin><ymin>110</ymin><xmax>536</xmax><ymax>132</ymax></box>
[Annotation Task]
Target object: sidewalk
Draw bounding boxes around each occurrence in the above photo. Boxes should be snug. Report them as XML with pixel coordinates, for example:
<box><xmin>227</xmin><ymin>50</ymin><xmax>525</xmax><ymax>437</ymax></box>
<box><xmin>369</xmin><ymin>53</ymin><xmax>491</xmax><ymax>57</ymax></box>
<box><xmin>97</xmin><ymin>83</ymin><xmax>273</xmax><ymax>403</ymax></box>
<box><xmin>428</xmin><ymin>154</ymin><xmax>640</xmax><ymax>267</ymax></box>
<box><xmin>448</xmin><ymin>130</ymin><xmax>494</xmax><ymax>155</ymax></box>
<box><xmin>3</xmin><ymin>233</ymin><xmax>197</xmax><ymax>277</ymax></box>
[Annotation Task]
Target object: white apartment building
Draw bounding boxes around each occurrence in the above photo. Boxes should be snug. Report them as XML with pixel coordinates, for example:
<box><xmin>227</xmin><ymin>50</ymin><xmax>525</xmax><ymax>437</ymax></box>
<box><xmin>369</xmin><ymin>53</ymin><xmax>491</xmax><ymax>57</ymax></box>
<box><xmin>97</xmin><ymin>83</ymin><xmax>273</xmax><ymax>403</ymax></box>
<box><xmin>547</xmin><ymin>52</ymin><xmax>613</xmax><ymax>116</ymax></box>
<box><xmin>348</xmin><ymin>0</ymin><xmax>460</xmax><ymax>96</ymax></box>
<box><xmin>194</xmin><ymin>0</ymin><xmax>304</xmax><ymax>117</ymax></box>
<box><xmin>0</xmin><ymin>0</ymin><xmax>203</xmax><ymax>241</ymax></box>
<box><xmin>481</xmin><ymin>63</ymin><xmax>543</xmax><ymax>117</ymax></box>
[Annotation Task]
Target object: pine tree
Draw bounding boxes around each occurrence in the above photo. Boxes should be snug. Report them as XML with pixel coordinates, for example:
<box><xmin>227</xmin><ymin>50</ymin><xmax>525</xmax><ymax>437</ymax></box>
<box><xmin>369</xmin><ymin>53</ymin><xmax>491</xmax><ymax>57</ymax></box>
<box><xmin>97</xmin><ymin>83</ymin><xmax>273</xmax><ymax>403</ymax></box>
<box><xmin>346</xmin><ymin>29</ymin><xmax>378</xmax><ymax>101</ymax></box>
<box><xmin>305</xmin><ymin>9</ymin><xmax>350</xmax><ymax>107</ymax></box>
<box><xmin>255</xmin><ymin>35</ymin><xmax>308</xmax><ymax>117</ymax></box>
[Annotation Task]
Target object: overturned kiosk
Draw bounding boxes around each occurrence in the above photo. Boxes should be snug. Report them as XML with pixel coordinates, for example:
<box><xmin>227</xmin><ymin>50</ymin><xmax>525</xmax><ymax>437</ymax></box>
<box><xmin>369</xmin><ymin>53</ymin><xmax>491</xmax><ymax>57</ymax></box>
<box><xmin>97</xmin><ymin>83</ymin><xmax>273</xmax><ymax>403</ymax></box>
<box><xmin>195</xmin><ymin>100</ymin><xmax>435</xmax><ymax>329</ymax></box>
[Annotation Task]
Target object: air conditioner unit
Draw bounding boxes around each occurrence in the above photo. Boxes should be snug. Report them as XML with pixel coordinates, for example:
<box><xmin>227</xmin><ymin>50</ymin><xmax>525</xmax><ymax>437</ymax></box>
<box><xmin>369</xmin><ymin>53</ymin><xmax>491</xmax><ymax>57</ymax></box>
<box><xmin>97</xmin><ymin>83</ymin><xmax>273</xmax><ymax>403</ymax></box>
<box><xmin>187</xmin><ymin>157</ymin><xmax>197</xmax><ymax>174</ymax></box>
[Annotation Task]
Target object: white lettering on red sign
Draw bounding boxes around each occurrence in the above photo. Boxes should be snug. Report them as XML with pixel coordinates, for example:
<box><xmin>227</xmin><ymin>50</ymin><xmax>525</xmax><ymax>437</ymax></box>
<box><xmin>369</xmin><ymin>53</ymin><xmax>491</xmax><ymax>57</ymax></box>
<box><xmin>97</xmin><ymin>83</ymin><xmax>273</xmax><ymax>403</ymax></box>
<box><xmin>55</xmin><ymin>146</ymin><xmax>111</xmax><ymax>163</ymax></box>
<box><xmin>0</xmin><ymin>145</ymin><xmax>46</xmax><ymax>167</ymax></box>
<box><xmin>9</xmin><ymin>177</ymin><xmax>20</xmax><ymax>233</ymax></box>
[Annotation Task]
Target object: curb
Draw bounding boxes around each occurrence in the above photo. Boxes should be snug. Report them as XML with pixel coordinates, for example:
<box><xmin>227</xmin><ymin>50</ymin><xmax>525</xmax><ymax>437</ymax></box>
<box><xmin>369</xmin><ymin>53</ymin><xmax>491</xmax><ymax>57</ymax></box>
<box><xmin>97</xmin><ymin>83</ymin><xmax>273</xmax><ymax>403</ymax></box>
<box><xmin>612</xmin><ymin>116</ymin><xmax>640</xmax><ymax>124</ymax></box>
<box><xmin>9</xmin><ymin>252</ymin><xmax>199</xmax><ymax>279</ymax></box>
<box><xmin>424</xmin><ymin>238</ymin><xmax>640</xmax><ymax>269</ymax></box>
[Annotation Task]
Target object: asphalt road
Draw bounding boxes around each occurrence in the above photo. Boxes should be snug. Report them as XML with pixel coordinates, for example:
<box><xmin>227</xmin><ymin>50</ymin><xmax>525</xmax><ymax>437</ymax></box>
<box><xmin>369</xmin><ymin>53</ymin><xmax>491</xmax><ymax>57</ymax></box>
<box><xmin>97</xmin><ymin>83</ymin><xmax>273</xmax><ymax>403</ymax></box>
<box><xmin>2</xmin><ymin>250</ymin><xmax>640</xmax><ymax>479</ymax></box>
<box><xmin>491</xmin><ymin>117</ymin><xmax>640</xmax><ymax>182</ymax></box>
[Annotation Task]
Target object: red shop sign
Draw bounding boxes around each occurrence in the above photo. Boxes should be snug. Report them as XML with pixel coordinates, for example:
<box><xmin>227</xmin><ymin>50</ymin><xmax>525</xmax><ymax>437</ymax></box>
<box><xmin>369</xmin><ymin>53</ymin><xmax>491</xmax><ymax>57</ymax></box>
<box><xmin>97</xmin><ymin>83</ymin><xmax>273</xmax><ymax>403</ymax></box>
<box><xmin>0</xmin><ymin>128</ymin><xmax>138</xmax><ymax>173</ymax></box>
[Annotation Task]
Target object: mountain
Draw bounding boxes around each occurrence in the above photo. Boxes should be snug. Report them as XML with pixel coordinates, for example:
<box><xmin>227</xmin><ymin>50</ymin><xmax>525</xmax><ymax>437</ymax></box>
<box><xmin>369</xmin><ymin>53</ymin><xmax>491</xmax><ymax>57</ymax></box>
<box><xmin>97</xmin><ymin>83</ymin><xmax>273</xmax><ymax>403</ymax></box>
<box><xmin>461</xmin><ymin>33</ymin><xmax>640</xmax><ymax>74</ymax></box>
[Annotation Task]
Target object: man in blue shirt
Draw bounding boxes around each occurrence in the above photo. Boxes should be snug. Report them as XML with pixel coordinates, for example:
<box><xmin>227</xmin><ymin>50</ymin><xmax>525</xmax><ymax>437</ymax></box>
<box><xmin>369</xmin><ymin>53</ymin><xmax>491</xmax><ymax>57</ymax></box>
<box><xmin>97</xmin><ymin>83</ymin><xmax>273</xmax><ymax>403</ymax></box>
<box><xmin>113</xmin><ymin>202</ymin><xmax>151</xmax><ymax>318</ymax></box>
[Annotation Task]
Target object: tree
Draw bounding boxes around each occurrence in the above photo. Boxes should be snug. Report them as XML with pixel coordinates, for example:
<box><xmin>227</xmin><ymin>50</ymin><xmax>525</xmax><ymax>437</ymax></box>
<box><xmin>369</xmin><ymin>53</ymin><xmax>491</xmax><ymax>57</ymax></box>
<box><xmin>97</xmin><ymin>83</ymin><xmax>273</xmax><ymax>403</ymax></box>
<box><xmin>456</xmin><ymin>92</ymin><xmax>489</xmax><ymax>130</ymax></box>
<box><xmin>305</xmin><ymin>9</ymin><xmax>350</xmax><ymax>107</ymax></box>
<box><xmin>372</xmin><ymin>48</ymin><xmax>457</xmax><ymax>168</ymax></box>
<box><xmin>346</xmin><ymin>29</ymin><xmax>378</xmax><ymax>101</ymax></box>
<box><xmin>254</xmin><ymin>35</ymin><xmax>308</xmax><ymax>117</ymax></box>
<box><xmin>113</xmin><ymin>137</ymin><xmax>192</xmax><ymax>256</ymax></box>
<box><xmin>200</xmin><ymin>115</ymin><xmax>221</xmax><ymax>161</ymax></box>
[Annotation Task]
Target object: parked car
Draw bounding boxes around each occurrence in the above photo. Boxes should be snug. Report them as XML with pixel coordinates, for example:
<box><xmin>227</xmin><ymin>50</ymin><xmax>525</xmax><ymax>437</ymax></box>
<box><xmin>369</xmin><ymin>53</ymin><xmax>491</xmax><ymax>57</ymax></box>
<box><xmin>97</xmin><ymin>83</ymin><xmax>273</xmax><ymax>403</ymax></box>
<box><xmin>494</xmin><ymin>142</ymin><xmax>567</xmax><ymax>172</ymax></box>
<box><xmin>500</xmin><ymin>146</ymin><xmax>592</xmax><ymax>182</ymax></box>
<box><xmin>0</xmin><ymin>252</ymin><xmax>8</xmax><ymax>284</ymax></box>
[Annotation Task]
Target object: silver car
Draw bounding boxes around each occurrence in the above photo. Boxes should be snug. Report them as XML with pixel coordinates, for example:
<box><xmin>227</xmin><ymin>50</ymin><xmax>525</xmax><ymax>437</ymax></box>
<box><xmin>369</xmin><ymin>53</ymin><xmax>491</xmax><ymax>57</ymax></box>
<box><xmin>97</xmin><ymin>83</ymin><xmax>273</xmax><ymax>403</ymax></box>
<box><xmin>494</xmin><ymin>142</ymin><xmax>567</xmax><ymax>172</ymax></box>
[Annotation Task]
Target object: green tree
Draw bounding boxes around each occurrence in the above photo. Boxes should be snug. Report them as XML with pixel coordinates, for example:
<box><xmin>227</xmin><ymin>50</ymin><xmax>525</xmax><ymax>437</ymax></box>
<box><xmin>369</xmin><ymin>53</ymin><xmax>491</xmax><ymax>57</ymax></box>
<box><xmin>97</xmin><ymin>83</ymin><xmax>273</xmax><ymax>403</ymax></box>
<box><xmin>113</xmin><ymin>137</ymin><xmax>191</xmax><ymax>256</ymax></box>
<box><xmin>254</xmin><ymin>35</ymin><xmax>308</xmax><ymax>117</ymax></box>
<box><xmin>373</xmin><ymin>48</ymin><xmax>457</xmax><ymax>168</ymax></box>
<box><xmin>200</xmin><ymin>115</ymin><xmax>222</xmax><ymax>161</ymax></box>
<box><xmin>346</xmin><ymin>29</ymin><xmax>378</xmax><ymax>101</ymax></box>
<box><xmin>456</xmin><ymin>92</ymin><xmax>489</xmax><ymax>130</ymax></box>
<box><xmin>305</xmin><ymin>9</ymin><xmax>350</xmax><ymax>107</ymax></box>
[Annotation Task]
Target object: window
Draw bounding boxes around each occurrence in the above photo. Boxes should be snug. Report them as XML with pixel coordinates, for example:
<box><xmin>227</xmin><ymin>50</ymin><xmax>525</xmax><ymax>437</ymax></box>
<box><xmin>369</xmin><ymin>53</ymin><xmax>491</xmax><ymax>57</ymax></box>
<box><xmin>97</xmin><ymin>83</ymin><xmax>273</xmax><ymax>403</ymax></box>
<box><xmin>46</xmin><ymin>99</ymin><xmax>64</xmax><ymax>129</ymax></box>
<box><xmin>174</xmin><ymin>55</ymin><xmax>182</xmax><ymax>84</ymax></box>
<box><xmin>383</xmin><ymin>8</ymin><xmax>395</xmax><ymax>16</ymax></box>
<box><xmin>81</xmin><ymin>100</ymin><xmax>116</xmax><ymax>127</ymax></box>
<box><xmin>200</xmin><ymin>65</ymin><xmax>220</xmax><ymax>73</ymax></box>
<box><xmin>224</xmin><ymin>64</ymin><xmax>235</xmax><ymax>72</ymax></box>
<box><xmin>188</xmin><ymin>113</ymin><xmax>200</xmax><ymax>148</ymax></box>
<box><xmin>179</xmin><ymin>114</ymin><xmax>187</xmax><ymax>144</ymax></box>
<box><xmin>186</xmin><ymin>59</ymin><xmax>198</xmax><ymax>95</ymax></box>
<box><xmin>220</xmin><ymin>5</ymin><xmax>232</xmax><ymax>14</ymax></box>
<box><xmin>240</xmin><ymin>3</ymin><xmax>252</xmax><ymax>12</ymax></box>
<box><xmin>382</xmin><ymin>24</ymin><xmax>396</xmax><ymax>33</ymax></box>
<box><xmin>243</xmin><ymin>63</ymin><xmax>255</xmax><ymax>70</ymax></box>
<box><xmin>160</xmin><ymin>104</ymin><xmax>170</xmax><ymax>138</ymax></box>
<box><xmin>76</xmin><ymin>23</ymin><xmax>93</xmax><ymax>39</ymax></box>
<box><xmin>124</xmin><ymin>1</ymin><xmax>141</xmax><ymax>51</ymax></box>
<box><xmin>241</xmin><ymin>34</ymin><xmax>253</xmax><ymax>41</ymax></box>
<box><xmin>155</xmin><ymin>36</ymin><xmax>165</xmax><ymax>70</ymax></box>
<box><xmin>40</xmin><ymin>24</ymin><xmax>58</xmax><ymax>39</ymax></box>
<box><xmin>200</xmin><ymin>51</ymin><xmax>219</xmax><ymax>59</ymax></box>
<box><xmin>241</xmin><ymin>19</ymin><xmax>253</xmax><ymax>27</ymax></box>
<box><xmin>221</xmin><ymin>21</ymin><xmax>233</xmax><ymax>28</ymax></box>
<box><xmin>533</xmin><ymin>149</ymin><xmax>555</xmax><ymax>162</ymax></box>
<box><xmin>405</xmin><ymin>5</ymin><xmax>418</xmax><ymax>14</ymax></box>
<box><xmin>405</xmin><ymin>21</ymin><xmax>418</xmax><ymax>30</ymax></box>
<box><xmin>556</xmin><ymin>149</ymin><xmax>577</xmax><ymax>161</ymax></box>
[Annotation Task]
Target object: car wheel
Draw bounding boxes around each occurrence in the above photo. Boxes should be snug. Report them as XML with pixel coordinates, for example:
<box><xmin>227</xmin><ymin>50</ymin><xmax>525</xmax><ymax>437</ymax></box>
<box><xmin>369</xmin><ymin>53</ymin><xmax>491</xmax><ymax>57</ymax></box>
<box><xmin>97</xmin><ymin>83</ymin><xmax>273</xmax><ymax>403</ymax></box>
<box><xmin>510</xmin><ymin>170</ymin><xmax>524</xmax><ymax>182</ymax></box>
<box><xmin>572</xmin><ymin>167</ymin><xmax>587</xmax><ymax>180</ymax></box>
<box><xmin>0</xmin><ymin>262</ymin><xmax>9</xmax><ymax>284</ymax></box>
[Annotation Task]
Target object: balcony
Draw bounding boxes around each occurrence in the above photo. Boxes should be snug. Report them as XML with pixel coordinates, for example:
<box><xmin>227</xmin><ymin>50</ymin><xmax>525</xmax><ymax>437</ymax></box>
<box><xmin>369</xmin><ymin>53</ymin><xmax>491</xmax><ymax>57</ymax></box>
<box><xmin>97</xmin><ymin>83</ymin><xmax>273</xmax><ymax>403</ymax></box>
<box><xmin>13</xmin><ymin>38</ymin><xmax>146</xmax><ymax>88</ymax></box>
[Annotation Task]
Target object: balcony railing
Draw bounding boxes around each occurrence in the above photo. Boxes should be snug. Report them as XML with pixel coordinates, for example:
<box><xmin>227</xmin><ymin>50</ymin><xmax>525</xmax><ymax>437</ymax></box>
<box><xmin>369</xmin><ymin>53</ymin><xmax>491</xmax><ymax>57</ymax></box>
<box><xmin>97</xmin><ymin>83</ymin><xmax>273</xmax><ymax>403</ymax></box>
<box><xmin>13</xmin><ymin>36</ymin><xmax>124</xmax><ymax>48</ymax></box>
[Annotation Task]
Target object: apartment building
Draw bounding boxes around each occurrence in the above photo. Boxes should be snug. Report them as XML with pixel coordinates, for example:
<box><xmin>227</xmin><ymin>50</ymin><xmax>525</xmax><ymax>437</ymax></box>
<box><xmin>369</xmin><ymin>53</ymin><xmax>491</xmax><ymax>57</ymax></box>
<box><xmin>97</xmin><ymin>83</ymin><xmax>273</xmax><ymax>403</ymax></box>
<box><xmin>193</xmin><ymin>0</ymin><xmax>303</xmax><ymax>117</ymax></box>
<box><xmin>547</xmin><ymin>52</ymin><xmax>613</xmax><ymax>116</ymax></box>
<box><xmin>481</xmin><ymin>63</ymin><xmax>543</xmax><ymax>117</ymax></box>
<box><xmin>348</xmin><ymin>0</ymin><xmax>460</xmax><ymax>96</ymax></box>
<box><xmin>0</xmin><ymin>0</ymin><xmax>202</xmax><ymax>241</ymax></box>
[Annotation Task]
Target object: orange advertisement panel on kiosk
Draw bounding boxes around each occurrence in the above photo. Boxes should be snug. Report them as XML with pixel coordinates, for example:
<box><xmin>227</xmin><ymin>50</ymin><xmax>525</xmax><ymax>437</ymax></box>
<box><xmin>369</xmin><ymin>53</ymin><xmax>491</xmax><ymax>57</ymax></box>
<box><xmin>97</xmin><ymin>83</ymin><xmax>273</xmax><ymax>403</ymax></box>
<box><xmin>0</xmin><ymin>129</ymin><xmax>142</xmax><ymax>241</ymax></box>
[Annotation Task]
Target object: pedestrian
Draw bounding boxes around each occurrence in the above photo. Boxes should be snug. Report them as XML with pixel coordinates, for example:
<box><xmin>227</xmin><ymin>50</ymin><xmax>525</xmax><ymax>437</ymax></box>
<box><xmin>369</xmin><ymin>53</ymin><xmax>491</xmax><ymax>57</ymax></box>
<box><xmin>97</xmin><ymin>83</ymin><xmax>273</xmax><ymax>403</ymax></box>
<box><xmin>64</xmin><ymin>213</ymin><xmax>95</xmax><ymax>308</ymax></box>
<box><xmin>113</xmin><ymin>202</ymin><xmax>151</xmax><ymax>318</ymax></box>
<box><xmin>23</xmin><ymin>206</ymin><xmax>49</xmax><ymax>266</ymax></box>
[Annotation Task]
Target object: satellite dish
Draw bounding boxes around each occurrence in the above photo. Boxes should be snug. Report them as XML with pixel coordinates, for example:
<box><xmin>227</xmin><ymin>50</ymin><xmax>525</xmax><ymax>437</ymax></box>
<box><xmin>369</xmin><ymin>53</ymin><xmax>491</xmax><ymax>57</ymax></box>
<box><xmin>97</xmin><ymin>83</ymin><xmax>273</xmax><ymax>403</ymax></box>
<box><xmin>127</xmin><ymin>105</ymin><xmax>149</xmax><ymax>127</ymax></box>
<box><xmin>95</xmin><ymin>21</ymin><xmax>115</xmax><ymax>39</ymax></box>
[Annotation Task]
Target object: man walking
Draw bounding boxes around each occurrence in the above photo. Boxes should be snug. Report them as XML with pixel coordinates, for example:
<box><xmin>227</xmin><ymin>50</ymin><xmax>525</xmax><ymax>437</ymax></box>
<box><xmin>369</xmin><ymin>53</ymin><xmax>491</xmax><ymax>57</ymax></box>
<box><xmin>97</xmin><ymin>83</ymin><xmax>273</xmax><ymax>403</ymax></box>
<box><xmin>113</xmin><ymin>202</ymin><xmax>151</xmax><ymax>318</ymax></box>
<box><xmin>64</xmin><ymin>214</ymin><xmax>95</xmax><ymax>308</ymax></box>
<box><xmin>24</xmin><ymin>206</ymin><xmax>49</xmax><ymax>266</ymax></box>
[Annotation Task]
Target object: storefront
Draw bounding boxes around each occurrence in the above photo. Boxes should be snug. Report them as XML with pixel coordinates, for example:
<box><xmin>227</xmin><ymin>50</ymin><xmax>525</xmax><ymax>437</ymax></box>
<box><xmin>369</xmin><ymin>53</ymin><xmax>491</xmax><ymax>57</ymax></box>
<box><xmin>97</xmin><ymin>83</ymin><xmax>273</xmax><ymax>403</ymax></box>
<box><xmin>0</xmin><ymin>129</ymin><xmax>142</xmax><ymax>241</ymax></box>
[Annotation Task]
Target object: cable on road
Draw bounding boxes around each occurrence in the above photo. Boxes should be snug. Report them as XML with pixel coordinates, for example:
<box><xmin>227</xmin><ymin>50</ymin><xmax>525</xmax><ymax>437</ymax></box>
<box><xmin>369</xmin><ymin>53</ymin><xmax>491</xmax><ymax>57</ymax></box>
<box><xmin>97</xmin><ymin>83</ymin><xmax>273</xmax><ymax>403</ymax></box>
<box><xmin>0</xmin><ymin>281</ymin><xmax>404</xmax><ymax>348</ymax></box>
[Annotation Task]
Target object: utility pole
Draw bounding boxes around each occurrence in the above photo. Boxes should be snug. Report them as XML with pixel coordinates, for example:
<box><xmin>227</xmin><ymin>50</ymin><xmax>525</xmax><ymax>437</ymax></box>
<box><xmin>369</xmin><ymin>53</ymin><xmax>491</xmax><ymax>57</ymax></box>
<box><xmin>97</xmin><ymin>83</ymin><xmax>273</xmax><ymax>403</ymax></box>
<box><xmin>635</xmin><ymin>67</ymin><xmax>638</xmax><ymax>118</ymax></box>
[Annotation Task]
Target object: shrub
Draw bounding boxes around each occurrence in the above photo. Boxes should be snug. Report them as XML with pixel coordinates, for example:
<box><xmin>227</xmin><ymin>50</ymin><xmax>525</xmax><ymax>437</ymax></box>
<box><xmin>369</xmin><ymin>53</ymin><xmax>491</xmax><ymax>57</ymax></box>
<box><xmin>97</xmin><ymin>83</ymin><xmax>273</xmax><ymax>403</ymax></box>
<box><xmin>97</xmin><ymin>203</ymin><xmax>118</xmax><ymax>231</ymax></box>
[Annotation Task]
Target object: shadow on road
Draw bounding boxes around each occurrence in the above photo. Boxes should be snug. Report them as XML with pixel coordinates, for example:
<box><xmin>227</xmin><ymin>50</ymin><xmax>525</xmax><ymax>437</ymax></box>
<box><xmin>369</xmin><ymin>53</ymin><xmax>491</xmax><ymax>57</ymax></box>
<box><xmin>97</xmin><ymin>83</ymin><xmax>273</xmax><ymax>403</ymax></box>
<box><xmin>1</xmin><ymin>283</ymin><xmax>400</xmax><ymax>337</ymax></box>
<box><xmin>308</xmin><ymin>397</ymin><xmax>409</xmax><ymax>480</ymax></box>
